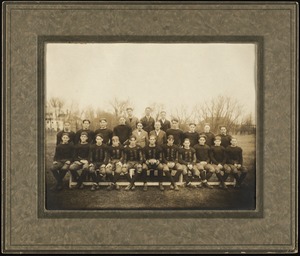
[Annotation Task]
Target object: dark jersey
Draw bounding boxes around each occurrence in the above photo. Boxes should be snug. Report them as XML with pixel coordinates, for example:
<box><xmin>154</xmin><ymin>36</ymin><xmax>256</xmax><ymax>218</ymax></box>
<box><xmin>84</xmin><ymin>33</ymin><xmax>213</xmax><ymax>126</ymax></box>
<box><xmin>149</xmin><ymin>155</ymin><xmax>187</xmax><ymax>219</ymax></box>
<box><xmin>166</xmin><ymin>128</ymin><xmax>184</xmax><ymax>146</ymax></box>
<box><xmin>108</xmin><ymin>145</ymin><xmax>124</xmax><ymax>161</ymax></box>
<box><xmin>194</xmin><ymin>144</ymin><xmax>211</xmax><ymax>163</ymax></box>
<box><xmin>140</xmin><ymin>116</ymin><xmax>155</xmax><ymax>134</ymax></box>
<box><xmin>94</xmin><ymin>128</ymin><xmax>113</xmax><ymax>145</ymax></box>
<box><xmin>159</xmin><ymin>119</ymin><xmax>171</xmax><ymax>132</ymax></box>
<box><xmin>143</xmin><ymin>145</ymin><xmax>163</xmax><ymax>161</ymax></box>
<box><xmin>210</xmin><ymin>145</ymin><xmax>226</xmax><ymax>165</ymax></box>
<box><xmin>74</xmin><ymin>129</ymin><xmax>95</xmax><ymax>144</ymax></box>
<box><xmin>199</xmin><ymin>132</ymin><xmax>215</xmax><ymax>147</ymax></box>
<box><xmin>123</xmin><ymin>146</ymin><xmax>143</xmax><ymax>163</ymax></box>
<box><xmin>53</xmin><ymin>143</ymin><xmax>74</xmax><ymax>161</ymax></box>
<box><xmin>73</xmin><ymin>143</ymin><xmax>91</xmax><ymax>161</ymax></box>
<box><xmin>217</xmin><ymin>133</ymin><xmax>232</xmax><ymax>148</ymax></box>
<box><xmin>56</xmin><ymin>131</ymin><xmax>75</xmax><ymax>145</ymax></box>
<box><xmin>161</xmin><ymin>144</ymin><xmax>179</xmax><ymax>163</ymax></box>
<box><xmin>178</xmin><ymin>147</ymin><xmax>196</xmax><ymax>165</ymax></box>
<box><xmin>183</xmin><ymin>131</ymin><xmax>199</xmax><ymax>147</ymax></box>
<box><xmin>89</xmin><ymin>144</ymin><xmax>109</xmax><ymax>164</ymax></box>
<box><xmin>225</xmin><ymin>146</ymin><xmax>243</xmax><ymax>165</ymax></box>
<box><xmin>113</xmin><ymin>125</ymin><xmax>132</xmax><ymax>144</ymax></box>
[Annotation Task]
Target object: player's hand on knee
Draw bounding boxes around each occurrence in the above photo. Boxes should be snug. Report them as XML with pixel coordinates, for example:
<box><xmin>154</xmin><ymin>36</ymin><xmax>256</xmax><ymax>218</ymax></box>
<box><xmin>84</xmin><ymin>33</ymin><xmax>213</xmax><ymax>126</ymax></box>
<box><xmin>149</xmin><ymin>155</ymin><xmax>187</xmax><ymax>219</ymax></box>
<box><xmin>187</xmin><ymin>164</ymin><xmax>193</xmax><ymax>170</ymax></box>
<box><xmin>137</xmin><ymin>164</ymin><xmax>142</xmax><ymax>168</ymax></box>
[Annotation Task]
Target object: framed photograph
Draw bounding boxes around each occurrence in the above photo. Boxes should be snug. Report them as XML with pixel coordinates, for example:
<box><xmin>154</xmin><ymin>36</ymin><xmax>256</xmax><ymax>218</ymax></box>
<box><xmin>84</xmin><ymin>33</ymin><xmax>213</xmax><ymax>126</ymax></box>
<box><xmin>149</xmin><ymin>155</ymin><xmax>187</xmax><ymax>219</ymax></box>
<box><xmin>2</xmin><ymin>1</ymin><xmax>297</xmax><ymax>254</ymax></box>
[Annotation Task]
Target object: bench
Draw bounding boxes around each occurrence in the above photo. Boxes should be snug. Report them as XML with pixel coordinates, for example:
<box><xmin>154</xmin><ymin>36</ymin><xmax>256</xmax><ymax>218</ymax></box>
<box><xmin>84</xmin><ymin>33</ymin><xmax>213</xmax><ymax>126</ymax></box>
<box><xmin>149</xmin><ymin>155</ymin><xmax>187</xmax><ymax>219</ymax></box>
<box><xmin>68</xmin><ymin>169</ymin><xmax>236</xmax><ymax>188</ymax></box>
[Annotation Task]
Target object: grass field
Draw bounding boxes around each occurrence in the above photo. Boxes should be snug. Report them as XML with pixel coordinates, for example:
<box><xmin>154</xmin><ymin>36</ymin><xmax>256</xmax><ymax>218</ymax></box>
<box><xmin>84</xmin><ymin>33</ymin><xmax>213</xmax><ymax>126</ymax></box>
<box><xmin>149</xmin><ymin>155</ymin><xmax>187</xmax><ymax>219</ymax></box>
<box><xmin>45</xmin><ymin>133</ymin><xmax>256</xmax><ymax>210</ymax></box>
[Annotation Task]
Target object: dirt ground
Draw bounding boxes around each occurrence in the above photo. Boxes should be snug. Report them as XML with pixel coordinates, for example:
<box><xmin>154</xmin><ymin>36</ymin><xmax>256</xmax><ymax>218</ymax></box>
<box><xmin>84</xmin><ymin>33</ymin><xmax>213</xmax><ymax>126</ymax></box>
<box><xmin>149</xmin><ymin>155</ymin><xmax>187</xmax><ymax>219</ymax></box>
<box><xmin>45</xmin><ymin>133</ymin><xmax>256</xmax><ymax>210</ymax></box>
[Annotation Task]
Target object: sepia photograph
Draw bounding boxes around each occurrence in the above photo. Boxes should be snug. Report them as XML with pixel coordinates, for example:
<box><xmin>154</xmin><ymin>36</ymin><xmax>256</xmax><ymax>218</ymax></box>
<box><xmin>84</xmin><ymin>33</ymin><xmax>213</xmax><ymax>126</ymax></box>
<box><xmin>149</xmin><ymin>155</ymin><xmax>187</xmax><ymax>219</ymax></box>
<box><xmin>3</xmin><ymin>1</ymin><xmax>297</xmax><ymax>254</ymax></box>
<box><xmin>45</xmin><ymin>42</ymin><xmax>257</xmax><ymax>210</ymax></box>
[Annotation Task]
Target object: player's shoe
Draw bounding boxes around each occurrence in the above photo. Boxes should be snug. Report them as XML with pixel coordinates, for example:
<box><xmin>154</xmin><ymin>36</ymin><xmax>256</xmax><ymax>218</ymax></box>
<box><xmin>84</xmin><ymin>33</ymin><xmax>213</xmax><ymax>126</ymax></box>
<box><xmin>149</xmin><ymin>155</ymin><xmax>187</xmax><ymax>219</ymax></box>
<box><xmin>143</xmin><ymin>183</ymin><xmax>148</xmax><ymax>191</ymax></box>
<box><xmin>186</xmin><ymin>182</ymin><xmax>196</xmax><ymax>188</ymax></box>
<box><xmin>203</xmin><ymin>182</ymin><xmax>213</xmax><ymax>189</ymax></box>
<box><xmin>196</xmin><ymin>182</ymin><xmax>203</xmax><ymax>188</ymax></box>
<box><xmin>174</xmin><ymin>184</ymin><xmax>179</xmax><ymax>191</ymax></box>
<box><xmin>221</xmin><ymin>182</ymin><xmax>228</xmax><ymax>190</ymax></box>
<box><xmin>106</xmin><ymin>184</ymin><xmax>114</xmax><ymax>191</ymax></box>
<box><xmin>115</xmin><ymin>183</ymin><xmax>120</xmax><ymax>190</ymax></box>
<box><xmin>159</xmin><ymin>183</ymin><xmax>164</xmax><ymax>191</ymax></box>
<box><xmin>90</xmin><ymin>183</ymin><xmax>97</xmax><ymax>191</ymax></box>
<box><xmin>75</xmin><ymin>183</ymin><xmax>84</xmax><ymax>189</ymax></box>
<box><xmin>125</xmin><ymin>184</ymin><xmax>133</xmax><ymax>191</ymax></box>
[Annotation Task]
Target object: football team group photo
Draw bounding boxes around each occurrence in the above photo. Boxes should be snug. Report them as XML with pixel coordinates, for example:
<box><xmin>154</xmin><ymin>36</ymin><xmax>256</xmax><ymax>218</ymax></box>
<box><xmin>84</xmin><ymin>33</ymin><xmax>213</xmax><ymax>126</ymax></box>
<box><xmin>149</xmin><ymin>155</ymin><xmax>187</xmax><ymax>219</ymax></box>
<box><xmin>45</xmin><ymin>43</ymin><xmax>256</xmax><ymax>210</ymax></box>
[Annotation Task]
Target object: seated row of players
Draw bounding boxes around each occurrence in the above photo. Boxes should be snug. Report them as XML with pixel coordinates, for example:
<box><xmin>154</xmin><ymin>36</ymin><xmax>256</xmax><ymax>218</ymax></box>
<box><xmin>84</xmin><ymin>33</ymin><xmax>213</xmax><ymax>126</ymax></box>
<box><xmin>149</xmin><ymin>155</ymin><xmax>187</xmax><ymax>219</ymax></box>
<box><xmin>50</xmin><ymin>129</ymin><xmax>247</xmax><ymax>192</ymax></box>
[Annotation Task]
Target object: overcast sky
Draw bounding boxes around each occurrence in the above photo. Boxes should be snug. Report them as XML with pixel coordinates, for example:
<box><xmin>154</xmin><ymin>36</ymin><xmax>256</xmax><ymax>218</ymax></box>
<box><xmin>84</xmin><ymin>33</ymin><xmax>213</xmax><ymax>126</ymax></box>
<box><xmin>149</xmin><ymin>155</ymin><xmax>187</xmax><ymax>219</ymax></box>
<box><xmin>46</xmin><ymin>43</ymin><xmax>256</xmax><ymax>121</ymax></box>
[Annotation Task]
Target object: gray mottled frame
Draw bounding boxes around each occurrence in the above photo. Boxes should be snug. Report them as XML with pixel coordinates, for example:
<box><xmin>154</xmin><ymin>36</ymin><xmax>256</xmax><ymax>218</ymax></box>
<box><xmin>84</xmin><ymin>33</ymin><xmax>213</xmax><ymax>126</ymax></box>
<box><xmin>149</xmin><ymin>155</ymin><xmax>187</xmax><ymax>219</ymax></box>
<box><xmin>2</xmin><ymin>1</ymin><xmax>297</xmax><ymax>254</ymax></box>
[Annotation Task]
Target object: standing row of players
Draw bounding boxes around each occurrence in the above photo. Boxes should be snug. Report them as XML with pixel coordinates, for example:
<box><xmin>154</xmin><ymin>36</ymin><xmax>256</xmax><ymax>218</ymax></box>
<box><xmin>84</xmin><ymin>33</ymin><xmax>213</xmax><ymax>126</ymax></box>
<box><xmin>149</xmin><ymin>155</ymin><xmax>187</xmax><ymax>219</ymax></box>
<box><xmin>56</xmin><ymin>110</ymin><xmax>233</xmax><ymax>148</ymax></box>
<box><xmin>50</xmin><ymin>113</ymin><xmax>247</xmax><ymax>192</ymax></box>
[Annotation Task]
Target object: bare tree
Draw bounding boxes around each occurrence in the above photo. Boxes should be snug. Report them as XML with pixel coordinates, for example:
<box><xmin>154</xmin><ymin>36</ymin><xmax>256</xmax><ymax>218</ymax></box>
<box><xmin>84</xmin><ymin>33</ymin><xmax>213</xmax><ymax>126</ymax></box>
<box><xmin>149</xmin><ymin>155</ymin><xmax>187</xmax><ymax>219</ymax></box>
<box><xmin>149</xmin><ymin>102</ymin><xmax>166</xmax><ymax>121</ymax></box>
<box><xmin>48</xmin><ymin>97</ymin><xmax>65</xmax><ymax>119</ymax></box>
<box><xmin>240</xmin><ymin>112</ymin><xmax>255</xmax><ymax>134</ymax></box>
<box><xmin>193</xmin><ymin>95</ymin><xmax>243</xmax><ymax>134</ymax></box>
<box><xmin>109</xmin><ymin>97</ymin><xmax>132</xmax><ymax>119</ymax></box>
<box><xmin>171</xmin><ymin>104</ymin><xmax>194</xmax><ymax>130</ymax></box>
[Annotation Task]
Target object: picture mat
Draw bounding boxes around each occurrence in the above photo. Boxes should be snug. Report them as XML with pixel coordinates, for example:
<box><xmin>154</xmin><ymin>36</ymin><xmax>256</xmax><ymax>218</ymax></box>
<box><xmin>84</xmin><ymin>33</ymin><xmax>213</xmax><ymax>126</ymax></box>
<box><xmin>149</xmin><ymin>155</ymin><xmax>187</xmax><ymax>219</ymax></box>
<box><xmin>2</xmin><ymin>2</ymin><xmax>297</xmax><ymax>253</ymax></box>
